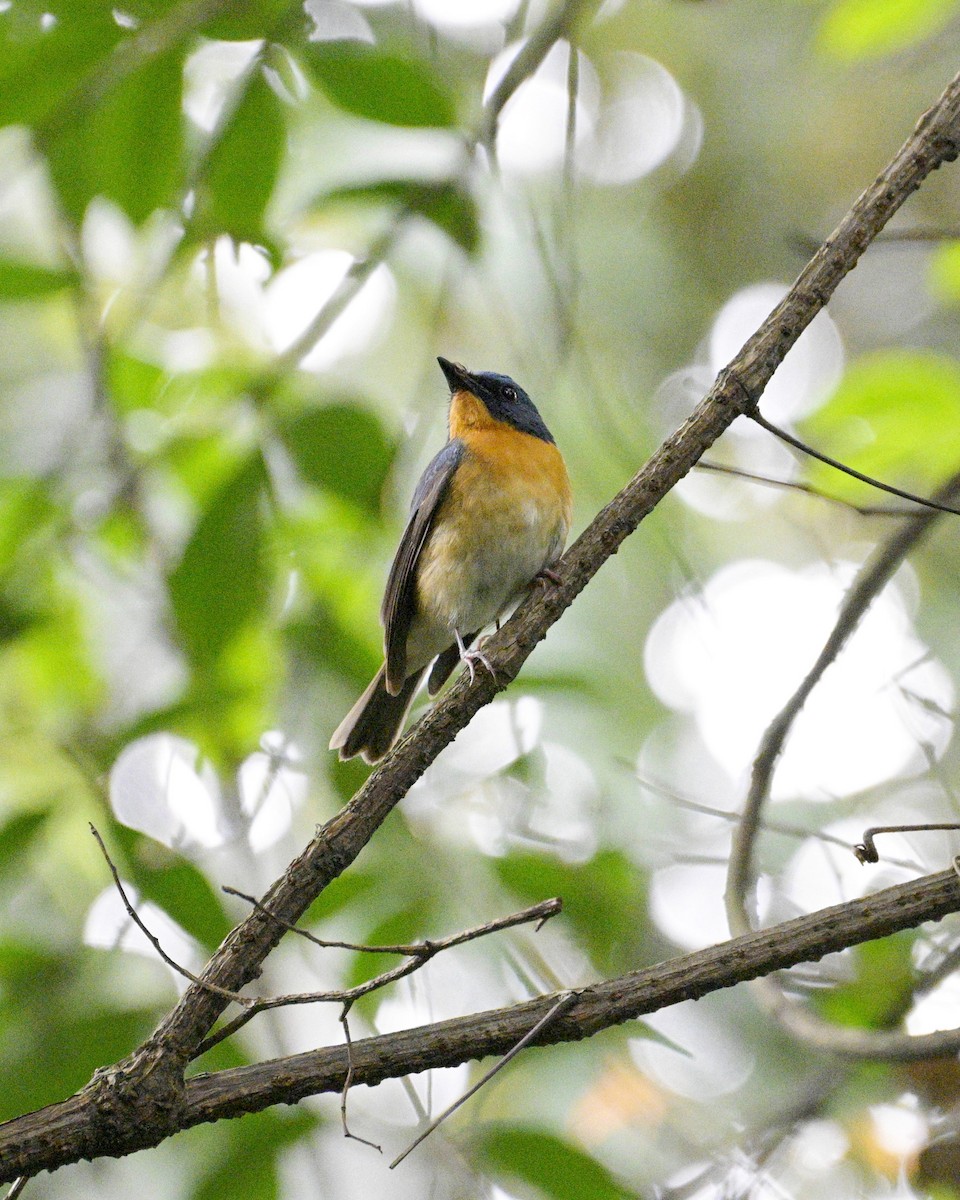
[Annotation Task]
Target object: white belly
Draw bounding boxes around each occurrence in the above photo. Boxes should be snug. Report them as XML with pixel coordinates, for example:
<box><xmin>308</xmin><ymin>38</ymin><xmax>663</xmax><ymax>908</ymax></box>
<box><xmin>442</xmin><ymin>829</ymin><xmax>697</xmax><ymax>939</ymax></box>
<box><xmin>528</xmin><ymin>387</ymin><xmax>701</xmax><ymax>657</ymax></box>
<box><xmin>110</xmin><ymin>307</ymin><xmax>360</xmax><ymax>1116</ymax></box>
<box><xmin>407</xmin><ymin>499</ymin><xmax>565</xmax><ymax>669</ymax></box>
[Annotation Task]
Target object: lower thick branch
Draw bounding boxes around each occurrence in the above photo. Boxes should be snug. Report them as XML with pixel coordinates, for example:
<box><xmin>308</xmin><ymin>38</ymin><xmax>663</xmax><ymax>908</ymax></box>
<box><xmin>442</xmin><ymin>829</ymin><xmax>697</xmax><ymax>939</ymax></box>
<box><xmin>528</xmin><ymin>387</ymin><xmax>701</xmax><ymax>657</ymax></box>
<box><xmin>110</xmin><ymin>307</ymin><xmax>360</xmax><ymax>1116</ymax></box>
<box><xmin>3</xmin><ymin>868</ymin><xmax>958</xmax><ymax>1180</ymax></box>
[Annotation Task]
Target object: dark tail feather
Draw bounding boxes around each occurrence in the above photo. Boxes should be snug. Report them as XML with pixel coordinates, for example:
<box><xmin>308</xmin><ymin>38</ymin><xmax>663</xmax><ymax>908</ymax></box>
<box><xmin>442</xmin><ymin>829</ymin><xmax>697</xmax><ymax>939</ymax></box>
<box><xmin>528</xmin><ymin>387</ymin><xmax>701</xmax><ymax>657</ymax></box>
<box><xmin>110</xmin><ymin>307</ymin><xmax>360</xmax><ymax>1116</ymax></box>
<box><xmin>329</xmin><ymin>665</ymin><xmax>426</xmax><ymax>764</ymax></box>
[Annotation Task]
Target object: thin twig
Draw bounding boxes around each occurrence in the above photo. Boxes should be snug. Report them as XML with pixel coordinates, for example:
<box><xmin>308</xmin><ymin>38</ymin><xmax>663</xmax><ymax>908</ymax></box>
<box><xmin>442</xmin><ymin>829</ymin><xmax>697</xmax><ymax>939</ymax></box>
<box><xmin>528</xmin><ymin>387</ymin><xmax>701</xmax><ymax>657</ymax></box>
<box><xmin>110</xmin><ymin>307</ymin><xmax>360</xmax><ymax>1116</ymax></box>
<box><xmin>747</xmin><ymin>407</ymin><xmax>960</xmax><ymax>518</ymax></box>
<box><xmin>5</xmin><ymin>868</ymin><xmax>960</xmax><ymax>1180</ymax></box>
<box><xmin>89</xmin><ymin>825</ymin><xmax>249</xmax><ymax>1005</ymax></box>
<box><xmin>223</xmin><ymin>887</ymin><xmax>561</xmax><ymax>955</ymax></box>
<box><xmin>194</xmin><ymin>898</ymin><xmax>563</xmax><ymax>1058</ymax></box>
<box><xmin>854</xmin><ymin>823</ymin><xmax>960</xmax><ymax>864</ymax></box>
<box><xmin>726</xmin><ymin>466</ymin><xmax>960</xmax><ymax>935</ymax></box>
<box><xmin>339</xmin><ymin>1002</ymin><xmax>382</xmax><ymax>1152</ymax></box>
<box><xmin>637</xmin><ymin>774</ymin><xmax>925</xmax><ymax>870</ymax></box>
<box><xmin>4</xmin><ymin>1178</ymin><xmax>28</xmax><ymax>1199</ymax></box>
<box><xmin>696</xmin><ymin>459</ymin><xmax>916</xmax><ymax>516</ymax></box>
<box><xmin>724</xmin><ymin>470</ymin><xmax>960</xmax><ymax>1058</ymax></box>
<box><xmin>389</xmin><ymin>991</ymin><xmax>580</xmax><ymax>1168</ymax></box>
<box><xmin>263</xmin><ymin>222</ymin><xmax>403</xmax><ymax>382</ymax></box>
<box><xmin>477</xmin><ymin>0</ymin><xmax>600</xmax><ymax>147</ymax></box>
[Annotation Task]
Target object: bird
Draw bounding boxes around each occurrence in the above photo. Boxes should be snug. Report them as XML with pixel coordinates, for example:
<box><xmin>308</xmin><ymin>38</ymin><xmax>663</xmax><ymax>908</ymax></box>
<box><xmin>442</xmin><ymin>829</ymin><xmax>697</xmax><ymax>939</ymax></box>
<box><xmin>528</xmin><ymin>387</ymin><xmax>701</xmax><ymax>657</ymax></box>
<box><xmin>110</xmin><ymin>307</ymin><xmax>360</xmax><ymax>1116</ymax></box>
<box><xmin>329</xmin><ymin>356</ymin><xmax>572</xmax><ymax>764</ymax></box>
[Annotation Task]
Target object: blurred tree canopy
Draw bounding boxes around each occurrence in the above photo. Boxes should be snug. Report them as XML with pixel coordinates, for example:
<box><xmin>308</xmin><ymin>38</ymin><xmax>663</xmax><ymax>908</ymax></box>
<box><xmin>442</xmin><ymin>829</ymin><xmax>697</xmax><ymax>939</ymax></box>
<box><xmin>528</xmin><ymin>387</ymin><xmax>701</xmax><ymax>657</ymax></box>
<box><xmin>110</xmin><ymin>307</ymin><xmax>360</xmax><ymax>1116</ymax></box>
<box><xmin>3</xmin><ymin>0</ymin><xmax>960</xmax><ymax>1197</ymax></box>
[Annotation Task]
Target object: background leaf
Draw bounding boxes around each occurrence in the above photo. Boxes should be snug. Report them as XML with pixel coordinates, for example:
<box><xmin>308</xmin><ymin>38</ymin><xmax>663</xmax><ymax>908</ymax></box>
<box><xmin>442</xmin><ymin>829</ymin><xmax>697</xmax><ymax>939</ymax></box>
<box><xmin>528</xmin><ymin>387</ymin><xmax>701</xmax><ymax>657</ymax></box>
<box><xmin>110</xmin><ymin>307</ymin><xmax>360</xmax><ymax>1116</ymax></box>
<box><xmin>193</xmin><ymin>67</ymin><xmax>286</xmax><ymax>244</ymax></box>
<box><xmin>280</xmin><ymin>403</ymin><xmax>397</xmax><ymax>514</ymax></box>
<box><xmin>47</xmin><ymin>45</ymin><xmax>185</xmax><ymax>224</ymax></box>
<box><xmin>0</xmin><ymin>258</ymin><xmax>78</xmax><ymax>299</ymax></box>
<box><xmin>804</xmin><ymin>350</ymin><xmax>960</xmax><ymax>493</ymax></box>
<box><xmin>475</xmin><ymin>1126</ymin><xmax>633</xmax><ymax>1200</ymax></box>
<box><xmin>818</xmin><ymin>0</ymin><xmax>960</xmax><ymax>59</ymax></box>
<box><xmin>317</xmin><ymin>178</ymin><xmax>480</xmax><ymax>254</ymax></box>
<box><xmin>0</xmin><ymin>0</ymin><xmax>122</xmax><ymax>128</ymax></box>
<box><xmin>169</xmin><ymin>454</ymin><xmax>270</xmax><ymax>668</ymax></box>
<box><xmin>303</xmin><ymin>43</ymin><xmax>456</xmax><ymax>127</ymax></box>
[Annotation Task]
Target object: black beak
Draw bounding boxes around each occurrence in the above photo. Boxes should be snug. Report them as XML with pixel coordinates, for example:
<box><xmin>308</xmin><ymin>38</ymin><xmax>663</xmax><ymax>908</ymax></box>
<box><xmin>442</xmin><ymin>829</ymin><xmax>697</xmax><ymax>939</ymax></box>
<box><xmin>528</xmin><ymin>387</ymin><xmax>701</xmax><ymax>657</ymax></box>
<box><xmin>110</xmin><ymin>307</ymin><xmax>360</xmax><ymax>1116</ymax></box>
<box><xmin>437</xmin><ymin>356</ymin><xmax>475</xmax><ymax>394</ymax></box>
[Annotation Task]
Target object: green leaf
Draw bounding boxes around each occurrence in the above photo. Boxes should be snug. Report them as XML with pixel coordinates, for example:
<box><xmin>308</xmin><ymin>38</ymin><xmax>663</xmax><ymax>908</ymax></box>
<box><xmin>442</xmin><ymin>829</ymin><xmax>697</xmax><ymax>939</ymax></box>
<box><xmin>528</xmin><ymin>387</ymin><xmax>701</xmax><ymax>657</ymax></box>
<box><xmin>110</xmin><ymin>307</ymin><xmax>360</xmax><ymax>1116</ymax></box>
<box><xmin>193</xmin><ymin>1109</ymin><xmax>316</xmax><ymax>1200</ymax></box>
<box><xmin>0</xmin><ymin>941</ymin><xmax>159</xmax><ymax>1119</ymax></box>
<box><xmin>280</xmin><ymin>403</ymin><xmax>396</xmax><ymax>513</ymax></box>
<box><xmin>817</xmin><ymin>0</ymin><xmax>960</xmax><ymax>60</ymax></box>
<box><xmin>0</xmin><ymin>807</ymin><xmax>51</xmax><ymax>876</ymax></box>
<box><xmin>804</xmin><ymin>350</ymin><xmax>960</xmax><ymax>494</ymax></box>
<box><xmin>303</xmin><ymin>43</ymin><xmax>456</xmax><ymax>128</ymax></box>
<box><xmin>814</xmin><ymin>932</ymin><xmax>917</xmax><ymax>1028</ymax></box>
<box><xmin>0</xmin><ymin>258</ymin><xmax>78</xmax><ymax>299</ymax></box>
<box><xmin>475</xmin><ymin>1126</ymin><xmax>633</xmax><ymax>1200</ymax></box>
<box><xmin>0</xmin><ymin>480</ymin><xmax>57</xmax><ymax>575</ymax></box>
<box><xmin>496</xmin><ymin>850</ymin><xmax>653</xmax><ymax>975</ymax></box>
<box><xmin>169</xmin><ymin>454</ymin><xmax>270</xmax><ymax>668</ymax></box>
<box><xmin>107</xmin><ymin>352</ymin><xmax>168</xmax><ymax>414</ymax></box>
<box><xmin>319</xmin><ymin>178</ymin><xmax>480</xmax><ymax>254</ymax></box>
<box><xmin>194</xmin><ymin>68</ymin><xmax>286</xmax><ymax>243</ymax></box>
<box><xmin>0</xmin><ymin>1</ymin><xmax>122</xmax><ymax>129</ymax></box>
<box><xmin>929</xmin><ymin>240</ymin><xmax>960</xmax><ymax>301</ymax></box>
<box><xmin>200</xmin><ymin>0</ymin><xmax>296</xmax><ymax>41</ymax></box>
<box><xmin>47</xmin><ymin>45</ymin><xmax>185</xmax><ymax>224</ymax></box>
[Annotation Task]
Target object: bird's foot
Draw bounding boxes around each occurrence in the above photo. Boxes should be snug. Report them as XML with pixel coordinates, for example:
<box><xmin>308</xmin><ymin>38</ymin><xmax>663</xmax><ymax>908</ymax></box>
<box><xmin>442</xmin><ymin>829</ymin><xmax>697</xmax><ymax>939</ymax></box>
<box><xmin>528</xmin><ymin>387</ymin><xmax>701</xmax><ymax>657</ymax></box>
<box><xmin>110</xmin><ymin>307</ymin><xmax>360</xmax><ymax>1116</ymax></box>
<box><xmin>532</xmin><ymin>566</ymin><xmax>562</xmax><ymax>588</ymax></box>
<box><xmin>456</xmin><ymin>629</ymin><xmax>498</xmax><ymax>685</ymax></box>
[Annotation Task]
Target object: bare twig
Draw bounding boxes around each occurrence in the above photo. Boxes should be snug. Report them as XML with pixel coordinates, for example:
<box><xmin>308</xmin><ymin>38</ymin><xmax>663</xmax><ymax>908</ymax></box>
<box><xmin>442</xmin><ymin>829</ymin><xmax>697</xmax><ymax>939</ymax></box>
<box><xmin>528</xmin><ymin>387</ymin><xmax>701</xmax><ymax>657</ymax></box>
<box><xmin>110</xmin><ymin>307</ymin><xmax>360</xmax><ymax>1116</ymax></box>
<box><xmin>726</xmin><ymin>466</ymin><xmax>960</xmax><ymax>936</ymax></box>
<box><xmin>194</xmin><ymin>898</ymin><xmax>562</xmax><ymax>1057</ymax></box>
<box><xmin>389</xmin><ymin>990</ymin><xmax>579</xmax><ymax>1168</ymax></box>
<box><xmin>637</xmin><ymin>774</ymin><xmax>925</xmax><ymax>870</ymax></box>
<box><xmin>96</xmin><ymin>826</ymin><xmax>562</xmax><ymax>1062</ymax></box>
<box><xmin>854</xmin><ymin>823</ymin><xmax>960</xmax><ymax>864</ymax></box>
<box><xmin>223</xmin><ymin>887</ymin><xmax>561</xmax><ymax>956</ymax></box>
<box><xmin>3</xmin><ymin>867</ymin><xmax>960</xmax><ymax>1179</ymax></box>
<box><xmin>339</xmin><ymin>1002</ymin><xmax>382</xmax><ymax>1153</ymax></box>
<box><xmin>477</xmin><ymin>0</ymin><xmax>601</xmax><ymax>148</ymax></box>
<box><xmin>261</xmin><ymin>222</ymin><xmax>403</xmax><ymax>382</ymax></box>
<box><xmin>4</xmin><ymin>1177</ymin><xmax>27</xmax><ymax>1199</ymax></box>
<box><xmin>89</xmin><ymin>825</ymin><xmax>248</xmax><ymax>1005</ymax></box>
<box><xmin>724</xmin><ymin>472</ymin><xmax>960</xmax><ymax>1058</ymax></box>
<box><xmin>748</xmin><ymin>407</ymin><xmax>960</xmax><ymax>517</ymax></box>
<box><xmin>696</xmin><ymin>459</ymin><xmax>917</xmax><ymax>516</ymax></box>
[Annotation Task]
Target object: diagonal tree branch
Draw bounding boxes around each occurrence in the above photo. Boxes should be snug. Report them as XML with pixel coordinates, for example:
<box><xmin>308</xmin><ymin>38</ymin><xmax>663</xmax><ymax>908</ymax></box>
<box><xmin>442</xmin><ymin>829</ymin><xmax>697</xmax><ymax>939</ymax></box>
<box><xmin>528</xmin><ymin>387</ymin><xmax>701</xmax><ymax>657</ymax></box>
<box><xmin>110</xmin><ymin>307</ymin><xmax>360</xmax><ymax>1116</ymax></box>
<box><xmin>3</xmin><ymin>62</ymin><xmax>960</xmax><ymax>1189</ymax></box>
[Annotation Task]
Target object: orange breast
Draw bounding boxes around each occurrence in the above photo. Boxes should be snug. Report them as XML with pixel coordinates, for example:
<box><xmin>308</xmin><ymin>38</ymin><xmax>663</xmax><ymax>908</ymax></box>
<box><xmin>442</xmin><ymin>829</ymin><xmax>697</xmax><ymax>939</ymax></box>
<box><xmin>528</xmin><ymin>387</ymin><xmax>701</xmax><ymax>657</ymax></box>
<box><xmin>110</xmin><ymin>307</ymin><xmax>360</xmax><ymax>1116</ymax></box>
<box><xmin>447</xmin><ymin>388</ymin><xmax>572</xmax><ymax>525</ymax></box>
<box><xmin>409</xmin><ymin>411</ymin><xmax>571</xmax><ymax>650</ymax></box>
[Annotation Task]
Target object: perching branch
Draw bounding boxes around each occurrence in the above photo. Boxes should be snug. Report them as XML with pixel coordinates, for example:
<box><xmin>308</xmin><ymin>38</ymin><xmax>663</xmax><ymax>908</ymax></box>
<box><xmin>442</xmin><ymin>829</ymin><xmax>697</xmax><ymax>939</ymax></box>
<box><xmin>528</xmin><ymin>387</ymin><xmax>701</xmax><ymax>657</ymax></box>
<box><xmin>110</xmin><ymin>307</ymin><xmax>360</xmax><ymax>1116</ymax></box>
<box><xmin>3</xmin><ymin>61</ymin><xmax>960</xmax><ymax>1187</ymax></box>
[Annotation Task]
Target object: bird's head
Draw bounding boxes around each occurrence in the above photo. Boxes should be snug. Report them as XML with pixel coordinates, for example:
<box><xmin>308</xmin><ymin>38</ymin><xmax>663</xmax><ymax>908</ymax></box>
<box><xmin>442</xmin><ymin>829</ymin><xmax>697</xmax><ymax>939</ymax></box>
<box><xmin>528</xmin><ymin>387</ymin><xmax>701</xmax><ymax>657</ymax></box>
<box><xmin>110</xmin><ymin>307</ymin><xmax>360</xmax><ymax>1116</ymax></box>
<box><xmin>438</xmin><ymin>357</ymin><xmax>554</xmax><ymax>444</ymax></box>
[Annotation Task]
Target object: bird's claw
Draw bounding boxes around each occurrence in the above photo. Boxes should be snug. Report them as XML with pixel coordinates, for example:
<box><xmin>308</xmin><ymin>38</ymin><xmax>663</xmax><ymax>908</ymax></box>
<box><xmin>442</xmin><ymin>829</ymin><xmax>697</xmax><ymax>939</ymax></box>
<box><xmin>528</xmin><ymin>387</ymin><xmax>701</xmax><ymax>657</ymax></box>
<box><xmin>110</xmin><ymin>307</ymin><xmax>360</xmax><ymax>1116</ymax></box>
<box><xmin>455</xmin><ymin>629</ymin><xmax>499</xmax><ymax>685</ymax></box>
<box><xmin>462</xmin><ymin>647</ymin><xmax>498</xmax><ymax>685</ymax></box>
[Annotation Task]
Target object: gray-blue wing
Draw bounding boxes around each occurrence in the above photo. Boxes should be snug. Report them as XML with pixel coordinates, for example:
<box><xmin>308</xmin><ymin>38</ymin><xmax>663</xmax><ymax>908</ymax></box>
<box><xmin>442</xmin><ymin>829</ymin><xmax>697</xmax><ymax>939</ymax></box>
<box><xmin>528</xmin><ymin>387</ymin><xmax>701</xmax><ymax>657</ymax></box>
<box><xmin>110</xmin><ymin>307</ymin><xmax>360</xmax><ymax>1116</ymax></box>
<box><xmin>382</xmin><ymin>438</ymin><xmax>464</xmax><ymax>694</ymax></box>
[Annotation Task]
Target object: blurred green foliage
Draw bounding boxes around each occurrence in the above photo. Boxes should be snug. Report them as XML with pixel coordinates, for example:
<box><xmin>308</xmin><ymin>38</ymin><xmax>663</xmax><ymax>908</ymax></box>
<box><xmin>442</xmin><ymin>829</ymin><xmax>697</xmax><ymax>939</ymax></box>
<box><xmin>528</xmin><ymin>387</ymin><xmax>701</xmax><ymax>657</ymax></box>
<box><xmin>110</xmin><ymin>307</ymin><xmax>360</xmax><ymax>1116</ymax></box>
<box><xmin>0</xmin><ymin>0</ymin><xmax>960</xmax><ymax>1197</ymax></box>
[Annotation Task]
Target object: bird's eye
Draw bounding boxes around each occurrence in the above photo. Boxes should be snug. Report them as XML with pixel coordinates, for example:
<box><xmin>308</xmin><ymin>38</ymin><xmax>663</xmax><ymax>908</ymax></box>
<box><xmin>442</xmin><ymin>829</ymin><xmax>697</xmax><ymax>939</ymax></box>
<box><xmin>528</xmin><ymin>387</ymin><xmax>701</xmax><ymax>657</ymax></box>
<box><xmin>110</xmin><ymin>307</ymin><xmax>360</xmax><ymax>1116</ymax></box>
<box><xmin>503</xmin><ymin>386</ymin><xmax>517</xmax><ymax>401</ymax></box>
